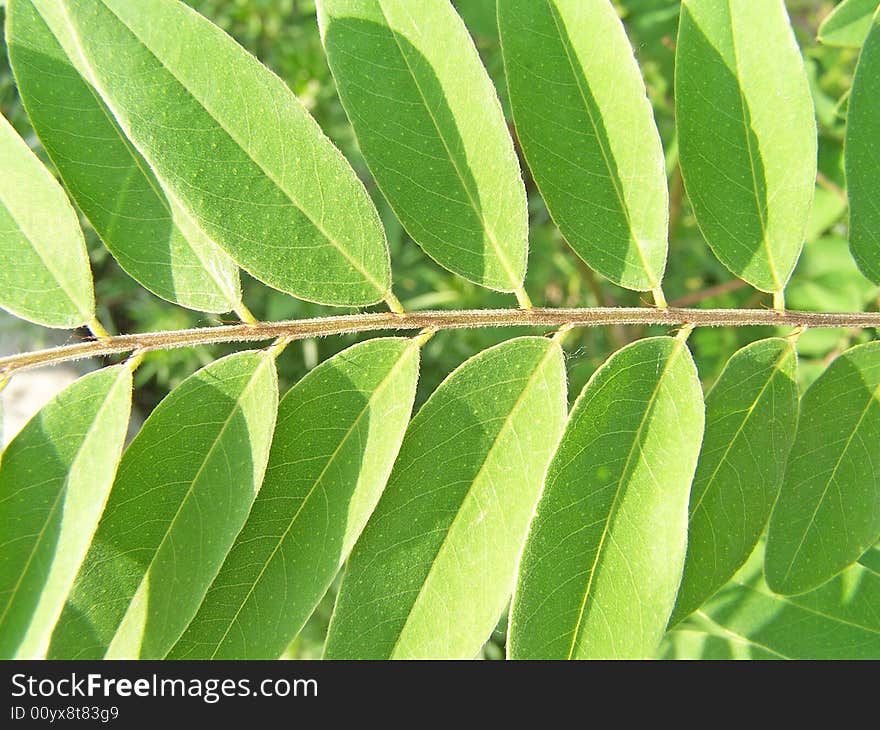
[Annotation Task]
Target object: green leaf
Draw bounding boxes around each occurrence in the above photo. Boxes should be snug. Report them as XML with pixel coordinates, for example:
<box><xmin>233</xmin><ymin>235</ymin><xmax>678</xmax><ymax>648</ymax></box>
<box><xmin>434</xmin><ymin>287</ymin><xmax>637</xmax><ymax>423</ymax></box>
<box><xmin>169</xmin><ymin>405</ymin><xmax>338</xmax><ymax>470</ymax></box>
<box><xmin>660</xmin><ymin>545</ymin><xmax>880</xmax><ymax>659</ymax></box>
<box><xmin>498</xmin><ymin>0</ymin><xmax>668</xmax><ymax>291</ymax></box>
<box><xmin>169</xmin><ymin>338</ymin><xmax>421</xmax><ymax>659</ymax></box>
<box><xmin>509</xmin><ymin>336</ymin><xmax>705</xmax><ymax>659</ymax></box>
<box><xmin>671</xmin><ymin>338</ymin><xmax>798</xmax><ymax>625</ymax></box>
<box><xmin>676</xmin><ymin>0</ymin><xmax>817</xmax><ymax>293</ymax></box>
<box><xmin>860</xmin><ymin>544</ymin><xmax>880</xmax><ymax>575</ymax></box>
<box><xmin>59</xmin><ymin>0</ymin><xmax>392</xmax><ymax>307</ymax></box>
<box><xmin>0</xmin><ymin>366</ymin><xmax>131</xmax><ymax>659</ymax></box>
<box><xmin>766</xmin><ymin>341</ymin><xmax>880</xmax><ymax>595</ymax></box>
<box><xmin>0</xmin><ymin>112</ymin><xmax>94</xmax><ymax>328</ymax></box>
<box><xmin>317</xmin><ymin>0</ymin><xmax>528</xmax><ymax>297</ymax></box>
<box><xmin>818</xmin><ymin>0</ymin><xmax>878</xmax><ymax>48</ymax></box>
<box><xmin>324</xmin><ymin>337</ymin><xmax>567</xmax><ymax>659</ymax></box>
<box><xmin>846</xmin><ymin>9</ymin><xmax>880</xmax><ymax>284</ymax></box>
<box><xmin>6</xmin><ymin>0</ymin><xmax>241</xmax><ymax>314</ymax></box>
<box><xmin>47</xmin><ymin>351</ymin><xmax>278</xmax><ymax>659</ymax></box>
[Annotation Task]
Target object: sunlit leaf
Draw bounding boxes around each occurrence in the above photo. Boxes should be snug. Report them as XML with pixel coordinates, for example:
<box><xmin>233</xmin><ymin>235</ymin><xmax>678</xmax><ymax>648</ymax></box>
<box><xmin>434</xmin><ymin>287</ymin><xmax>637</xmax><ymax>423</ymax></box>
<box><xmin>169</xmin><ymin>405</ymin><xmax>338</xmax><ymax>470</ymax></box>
<box><xmin>317</xmin><ymin>0</ymin><xmax>528</xmax><ymax>297</ymax></box>
<box><xmin>47</xmin><ymin>351</ymin><xmax>278</xmax><ymax>659</ymax></box>
<box><xmin>0</xmin><ymin>112</ymin><xmax>93</xmax><ymax>328</ymax></box>
<box><xmin>766</xmin><ymin>341</ymin><xmax>880</xmax><ymax>595</ymax></box>
<box><xmin>676</xmin><ymin>0</ymin><xmax>816</xmax><ymax>293</ymax></box>
<box><xmin>59</xmin><ymin>0</ymin><xmax>392</xmax><ymax>307</ymax></box>
<box><xmin>509</xmin><ymin>336</ymin><xmax>704</xmax><ymax>659</ymax></box>
<box><xmin>0</xmin><ymin>366</ymin><xmax>131</xmax><ymax>658</ymax></box>
<box><xmin>672</xmin><ymin>338</ymin><xmax>798</xmax><ymax>624</ymax></box>
<box><xmin>324</xmin><ymin>337</ymin><xmax>567</xmax><ymax>659</ymax></box>
<box><xmin>818</xmin><ymin>0</ymin><xmax>878</xmax><ymax>48</ymax></box>
<box><xmin>498</xmin><ymin>0</ymin><xmax>668</xmax><ymax>291</ymax></box>
<box><xmin>170</xmin><ymin>338</ymin><xmax>420</xmax><ymax>659</ymax></box>
<box><xmin>846</xmin><ymin>9</ymin><xmax>880</xmax><ymax>284</ymax></box>
<box><xmin>6</xmin><ymin>0</ymin><xmax>242</xmax><ymax>314</ymax></box>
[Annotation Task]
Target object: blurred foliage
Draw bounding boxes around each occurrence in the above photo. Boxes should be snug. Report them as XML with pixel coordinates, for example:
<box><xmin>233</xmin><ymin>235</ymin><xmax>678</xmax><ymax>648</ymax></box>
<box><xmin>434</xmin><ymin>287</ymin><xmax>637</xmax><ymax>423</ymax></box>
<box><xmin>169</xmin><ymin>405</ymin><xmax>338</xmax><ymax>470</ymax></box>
<box><xmin>1</xmin><ymin>0</ymin><xmax>878</xmax><ymax>658</ymax></box>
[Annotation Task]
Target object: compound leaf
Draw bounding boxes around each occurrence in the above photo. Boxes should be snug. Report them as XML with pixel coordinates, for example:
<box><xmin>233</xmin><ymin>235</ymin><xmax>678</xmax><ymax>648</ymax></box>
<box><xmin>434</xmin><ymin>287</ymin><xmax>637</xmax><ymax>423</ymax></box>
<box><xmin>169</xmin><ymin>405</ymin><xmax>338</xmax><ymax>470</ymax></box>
<box><xmin>498</xmin><ymin>0</ymin><xmax>668</xmax><ymax>291</ymax></box>
<box><xmin>318</xmin><ymin>0</ymin><xmax>528</xmax><ymax>296</ymax></box>
<box><xmin>324</xmin><ymin>337</ymin><xmax>567</xmax><ymax>659</ymax></box>
<box><xmin>676</xmin><ymin>0</ymin><xmax>816</xmax><ymax>293</ymax></box>
<box><xmin>0</xmin><ymin>366</ymin><xmax>131</xmax><ymax>659</ymax></box>
<box><xmin>766</xmin><ymin>341</ymin><xmax>880</xmax><ymax>595</ymax></box>
<box><xmin>170</xmin><ymin>338</ymin><xmax>420</xmax><ymax>659</ymax></box>
<box><xmin>509</xmin><ymin>336</ymin><xmax>704</xmax><ymax>659</ymax></box>
<box><xmin>47</xmin><ymin>351</ymin><xmax>278</xmax><ymax>659</ymax></box>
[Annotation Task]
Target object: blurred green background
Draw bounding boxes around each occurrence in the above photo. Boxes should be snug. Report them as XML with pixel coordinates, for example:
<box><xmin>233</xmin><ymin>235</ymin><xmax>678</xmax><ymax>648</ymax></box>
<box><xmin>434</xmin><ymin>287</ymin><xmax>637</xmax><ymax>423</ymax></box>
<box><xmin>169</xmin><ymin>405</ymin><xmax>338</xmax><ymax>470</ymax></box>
<box><xmin>0</xmin><ymin>0</ymin><xmax>877</xmax><ymax>657</ymax></box>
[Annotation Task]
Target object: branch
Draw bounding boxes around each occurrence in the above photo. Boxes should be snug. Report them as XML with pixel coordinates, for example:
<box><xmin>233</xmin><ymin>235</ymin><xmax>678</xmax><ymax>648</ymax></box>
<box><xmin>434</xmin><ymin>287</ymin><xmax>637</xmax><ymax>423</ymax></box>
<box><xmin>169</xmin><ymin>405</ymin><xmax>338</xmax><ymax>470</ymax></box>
<box><xmin>2</xmin><ymin>307</ymin><xmax>878</xmax><ymax>375</ymax></box>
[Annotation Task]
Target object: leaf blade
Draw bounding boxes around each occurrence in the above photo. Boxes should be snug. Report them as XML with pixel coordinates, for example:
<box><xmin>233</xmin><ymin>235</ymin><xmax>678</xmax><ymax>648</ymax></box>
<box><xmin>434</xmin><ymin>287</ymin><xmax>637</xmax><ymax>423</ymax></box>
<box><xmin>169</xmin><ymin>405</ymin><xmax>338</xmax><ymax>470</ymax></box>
<box><xmin>6</xmin><ymin>0</ymin><xmax>241</xmax><ymax>314</ymax></box>
<box><xmin>846</xmin><ymin>9</ymin><xmax>880</xmax><ymax>284</ymax></box>
<box><xmin>818</xmin><ymin>0</ymin><xmax>879</xmax><ymax>48</ymax></box>
<box><xmin>498</xmin><ymin>0</ymin><xmax>668</xmax><ymax>291</ymax></box>
<box><xmin>672</xmin><ymin>338</ymin><xmax>799</xmax><ymax>624</ymax></box>
<box><xmin>47</xmin><ymin>351</ymin><xmax>278</xmax><ymax>659</ymax></box>
<box><xmin>317</xmin><ymin>0</ymin><xmax>528</xmax><ymax>294</ymax></box>
<box><xmin>58</xmin><ymin>0</ymin><xmax>391</xmax><ymax>307</ymax></box>
<box><xmin>509</xmin><ymin>336</ymin><xmax>705</xmax><ymax>659</ymax></box>
<box><xmin>169</xmin><ymin>338</ymin><xmax>420</xmax><ymax>659</ymax></box>
<box><xmin>324</xmin><ymin>337</ymin><xmax>567</xmax><ymax>659</ymax></box>
<box><xmin>0</xmin><ymin>366</ymin><xmax>131</xmax><ymax>659</ymax></box>
<box><xmin>675</xmin><ymin>0</ymin><xmax>816</xmax><ymax>293</ymax></box>
<box><xmin>766</xmin><ymin>341</ymin><xmax>880</xmax><ymax>595</ymax></box>
<box><xmin>0</xmin><ymin>112</ymin><xmax>94</xmax><ymax>328</ymax></box>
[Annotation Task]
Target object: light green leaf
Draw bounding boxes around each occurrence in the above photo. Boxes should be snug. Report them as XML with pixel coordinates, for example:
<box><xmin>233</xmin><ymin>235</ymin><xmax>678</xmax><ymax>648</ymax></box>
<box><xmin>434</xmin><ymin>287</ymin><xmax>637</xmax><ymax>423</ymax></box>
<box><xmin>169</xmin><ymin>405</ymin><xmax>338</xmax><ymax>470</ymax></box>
<box><xmin>317</xmin><ymin>0</ymin><xmax>528</xmax><ymax>297</ymax></box>
<box><xmin>0</xmin><ymin>112</ymin><xmax>93</xmax><ymax>328</ymax></box>
<box><xmin>509</xmin><ymin>336</ymin><xmax>705</xmax><ymax>659</ymax></box>
<box><xmin>671</xmin><ymin>338</ymin><xmax>799</xmax><ymax>625</ymax></box>
<box><xmin>660</xmin><ymin>545</ymin><xmax>880</xmax><ymax>659</ymax></box>
<box><xmin>859</xmin><ymin>544</ymin><xmax>880</xmax><ymax>575</ymax></box>
<box><xmin>846</xmin><ymin>9</ymin><xmax>880</xmax><ymax>284</ymax></box>
<box><xmin>0</xmin><ymin>366</ymin><xmax>131</xmax><ymax>659</ymax></box>
<box><xmin>766</xmin><ymin>341</ymin><xmax>880</xmax><ymax>595</ymax></box>
<box><xmin>818</xmin><ymin>0</ymin><xmax>878</xmax><ymax>48</ymax></box>
<box><xmin>169</xmin><ymin>338</ymin><xmax>420</xmax><ymax>660</ymax></box>
<box><xmin>498</xmin><ymin>0</ymin><xmax>668</xmax><ymax>292</ymax></box>
<box><xmin>6</xmin><ymin>0</ymin><xmax>241</xmax><ymax>314</ymax></box>
<box><xmin>47</xmin><ymin>351</ymin><xmax>278</xmax><ymax>659</ymax></box>
<box><xmin>676</xmin><ymin>0</ymin><xmax>817</xmax><ymax>293</ymax></box>
<box><xmin>59</xmin><ymin>0</ymin><xmax>391</xmax><ymax>307</ymax></box>
<box><xmin>324</xmin><ymin>337</ymin><xmax>567</xmax><ymax>659</ymax></box>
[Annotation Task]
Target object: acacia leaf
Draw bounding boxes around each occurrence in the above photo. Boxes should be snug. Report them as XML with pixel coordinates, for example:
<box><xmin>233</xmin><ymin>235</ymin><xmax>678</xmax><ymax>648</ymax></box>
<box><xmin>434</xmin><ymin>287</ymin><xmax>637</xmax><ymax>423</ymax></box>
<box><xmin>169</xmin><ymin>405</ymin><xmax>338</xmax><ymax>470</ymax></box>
<box><xmin>47</xmin><ymin>351</ymin><xmax>278</xmax><ymax>659</ymax></box>
<box><xmin>818</xmin><ymin>0</ymin><xmax>878</xmax><ymax>48</ymax></box>
<box><xmin>509</xmin><ymin>336</ymin><xmax>705</xmax><ymax>659</ymax></box>
<box><xmin>6</xmin><ymin>0</ymin><xmax>241</xmax><ymax>314</ymax></box>
<box><xmin>0</xmin><ymin>366</ymin><xmax>131</xmax><ymax>659</ymax></box>
<box><xmin>845</xmin><ymin>9</ymin><xmax>880</xmax><ymax>284</ymax></box>
<box><xmin>676</xmin><ymin>0</ymin><xmax>816</xmax><ymax>293</ymax></box>
<box><xmin>317</xmin><ymin>0</ymin><xmax>528</xmax><ymax>295</ymax></box>
<box><xmin>766</xmin><ymin>341</ymin><xmax>880</xmax><ymax>595</ymax></box>
<box><xmin>498</xmin><ymin>0</ymin><xmax>668</xmax><ymax>291</ymax></box>
<box><xmin>660</xmin><ymin>545</ymin><xmax>880</xmax><ymax>659</ymax></box>
<box><xmin>170</xmin><ymin>338</ymin><xmax>420</xmax><ymax>659</ymax></box>
<box><xmin>324</xmin><ymin>337</ymin><xmax>567</xmax><ymax>659</ymax></box>
<box><xmin>672</xmin><ymin>338</ymin><xmax>799</xmax><ymax>624</ymax></box>
<box><xmin>58</xmin><ymin>0</ymin><xmax>391</xmax><ymax>307</ymax></box>
<box><xmin>0</xmin><ymin>112</ymin><xmax>93</xmax><ymax>328</ymax></box>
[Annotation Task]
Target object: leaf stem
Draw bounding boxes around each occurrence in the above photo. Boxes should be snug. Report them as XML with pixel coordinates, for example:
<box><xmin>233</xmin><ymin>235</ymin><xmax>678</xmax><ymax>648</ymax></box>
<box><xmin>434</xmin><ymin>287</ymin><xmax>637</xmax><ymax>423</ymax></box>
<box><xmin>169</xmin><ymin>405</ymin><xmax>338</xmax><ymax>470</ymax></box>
<box><xmin>87</xmin><ymin>317</ymin><xmax>112</xmax><ymax>341</ymax></box>
<box><xmin>385</xmin><ymin>292</ymin><xmax>405</xmax><ymax>314</ymax></box>
<box><xmin>773</xmin><ymin>290</ymin><xmax>786</xmax><ymax>313</ymax></box>
<box><xmin>1</xmin><ymin>307</ymin><xmax>877</xmax><ymax>376</ymax></box>
<box><xmin>652</xmin><ymin>287</ymin><xmax>668</xmax><ymax>309</ymax></box>
<box><xmin>515</xmin><ymin>286</ymin><xmax>533</xmax><ymax>310</ymax></box>
<box><xmin>234</xmin><ymin>302</ymin><xmax>259</xmax><ymax>325</ymax></box>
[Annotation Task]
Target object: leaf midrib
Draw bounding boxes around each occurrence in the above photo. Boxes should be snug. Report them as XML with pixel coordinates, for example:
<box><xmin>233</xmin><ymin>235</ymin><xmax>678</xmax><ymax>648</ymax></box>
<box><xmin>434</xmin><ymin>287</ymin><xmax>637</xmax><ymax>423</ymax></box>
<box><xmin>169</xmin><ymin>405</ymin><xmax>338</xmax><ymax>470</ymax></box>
<box><xmin>388</xmin><ymin>339</ymin><xmax>558</xmax><ymax>658</ymax></box>
<box><xmin>566</xmin><ymin>338</ymin><xmax>685</xmax><ymax>659</ymax></box>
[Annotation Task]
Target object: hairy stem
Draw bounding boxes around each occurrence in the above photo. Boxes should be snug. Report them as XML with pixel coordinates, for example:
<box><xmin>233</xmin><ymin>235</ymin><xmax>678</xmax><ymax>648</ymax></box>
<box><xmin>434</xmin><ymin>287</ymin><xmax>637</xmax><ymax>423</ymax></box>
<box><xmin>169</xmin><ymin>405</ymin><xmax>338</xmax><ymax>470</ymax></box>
<box><xmin>1</xmin><ymin>307</ymin><xmax>878</xmax><ymax>375</ymax></box>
